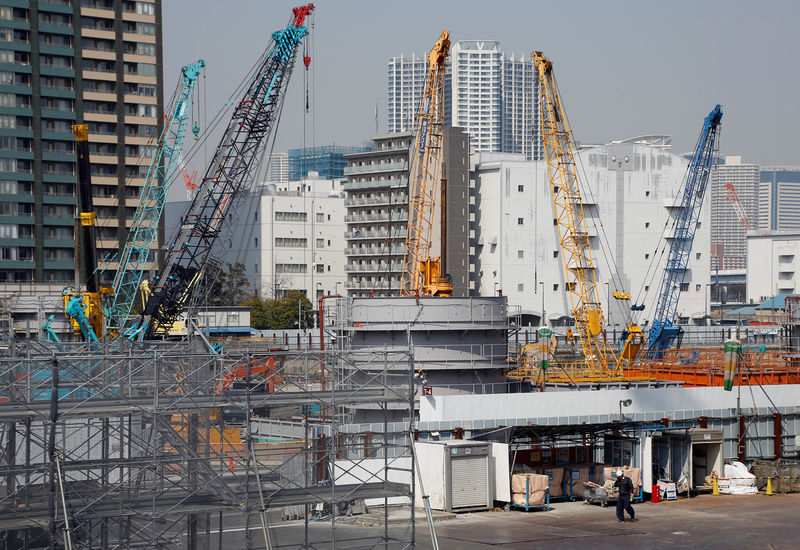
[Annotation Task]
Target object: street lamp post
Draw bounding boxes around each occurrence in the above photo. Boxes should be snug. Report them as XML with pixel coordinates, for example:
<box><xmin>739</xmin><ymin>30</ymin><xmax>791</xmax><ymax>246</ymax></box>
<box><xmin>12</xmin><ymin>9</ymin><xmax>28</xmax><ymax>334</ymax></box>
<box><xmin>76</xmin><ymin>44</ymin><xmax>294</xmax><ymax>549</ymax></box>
<box><xmin>316</xmin><ymin>282</ymin><xmax>323</xmax><ymax>328</ymax></box>
<box><xmin>705</xmin><ymin>283</ymin><xmax>711</xmax><ymax>326</ymax></box>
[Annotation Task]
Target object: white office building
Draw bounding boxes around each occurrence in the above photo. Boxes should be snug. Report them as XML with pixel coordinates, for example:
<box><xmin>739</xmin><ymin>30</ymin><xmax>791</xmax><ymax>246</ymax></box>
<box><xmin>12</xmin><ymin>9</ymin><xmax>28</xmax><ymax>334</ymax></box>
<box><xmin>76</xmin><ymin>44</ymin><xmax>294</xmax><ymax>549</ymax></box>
<box><xmin>387</xmin><ymin>40</ymin><xmax>540</xmax><ymax>159</ymax></box>
<box><xmin>472</xmin><ymin>136</ymin><xmax>711</xmax><ymax>327</ymax></box>
<box><xmin>746</xmin><ymin>231</ymin><xmax>800</xmax><ymax>302</ymax></box>
<box><xmin>709</xmin><ymin>156</ymin><xmax>759</xmax><ymax>270</ymax></box>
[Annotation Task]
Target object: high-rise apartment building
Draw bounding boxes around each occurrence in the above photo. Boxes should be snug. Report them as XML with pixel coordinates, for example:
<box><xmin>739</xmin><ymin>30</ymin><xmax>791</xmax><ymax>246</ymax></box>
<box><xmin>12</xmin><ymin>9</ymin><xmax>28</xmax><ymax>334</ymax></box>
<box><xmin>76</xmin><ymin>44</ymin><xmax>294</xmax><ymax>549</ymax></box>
<box><xmin>387</xmin><ymin>41</ymin><xmax>540</xmax><ymax>159</ymax></box>
<box><xmin>343</xmin><ymin>128</ymin><xmax>470</xmax><ymax>297</ymax></box>
<box><xmin>0</xmin><ymin>0</ymin><xmax>162</xmax><ymax>286</ymax></box>
<box><xmin>758</xmin><ymin>166</ymin><xmax>800</xmax><ymax>232</ymax></box>
<box><xmin>266</xmin><ymin>152</ymin><xmax>288</xmax><ymax>184</ymax></box>
<box><xmin>709</xmin><ymin>156</ymin><xmax>759</xmax><ymax>270</ymax></box>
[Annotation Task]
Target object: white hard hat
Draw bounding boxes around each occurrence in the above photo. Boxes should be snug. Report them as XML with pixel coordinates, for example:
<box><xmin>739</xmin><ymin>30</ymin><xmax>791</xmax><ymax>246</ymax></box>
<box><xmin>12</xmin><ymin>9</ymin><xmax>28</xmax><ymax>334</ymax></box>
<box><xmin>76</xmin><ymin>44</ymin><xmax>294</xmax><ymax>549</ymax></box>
<box><xmin>616</xmin><ymin>469</ymin><xmax>624</xmax><ymax>477</ymax></box>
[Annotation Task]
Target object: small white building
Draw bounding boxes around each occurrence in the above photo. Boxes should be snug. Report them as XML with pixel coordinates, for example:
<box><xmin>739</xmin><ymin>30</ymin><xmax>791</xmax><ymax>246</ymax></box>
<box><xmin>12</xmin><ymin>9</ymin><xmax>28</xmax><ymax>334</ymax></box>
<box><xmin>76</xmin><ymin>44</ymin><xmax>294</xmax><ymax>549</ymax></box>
<box><xmin>746</xmin><ymin>230</ymin><xmax>800</xmax><ymax>302</ymax></box>
<box><xmin>472</xmin><ymin>136</ymin><xmax>711</xmax><ymax>327</ymax></box>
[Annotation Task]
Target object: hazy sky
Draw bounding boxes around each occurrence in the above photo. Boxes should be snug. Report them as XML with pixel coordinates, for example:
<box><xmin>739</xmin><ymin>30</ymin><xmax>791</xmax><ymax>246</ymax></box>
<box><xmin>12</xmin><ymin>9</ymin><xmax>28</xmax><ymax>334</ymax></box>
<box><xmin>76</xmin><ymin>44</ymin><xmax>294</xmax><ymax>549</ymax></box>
<box><xmin>163</xmin><ymin>0</ymin><xmax>799</xmax><ymax>177</ymax></box>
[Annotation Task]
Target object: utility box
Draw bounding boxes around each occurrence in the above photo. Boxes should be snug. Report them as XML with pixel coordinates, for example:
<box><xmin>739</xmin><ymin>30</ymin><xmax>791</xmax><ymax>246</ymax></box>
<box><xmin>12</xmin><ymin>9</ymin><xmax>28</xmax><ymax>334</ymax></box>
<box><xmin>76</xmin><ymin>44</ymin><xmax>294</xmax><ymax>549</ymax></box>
<box><xmin>415</xmin><ymin>441</ymin><xmax>493</xmax><ymax>512</ymax></box>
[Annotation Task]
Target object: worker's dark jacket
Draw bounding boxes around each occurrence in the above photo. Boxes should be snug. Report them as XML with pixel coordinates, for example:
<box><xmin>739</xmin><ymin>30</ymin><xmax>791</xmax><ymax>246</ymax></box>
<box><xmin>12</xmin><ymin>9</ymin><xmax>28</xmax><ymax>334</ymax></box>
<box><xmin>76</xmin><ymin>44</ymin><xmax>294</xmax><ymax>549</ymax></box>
<box><xmin>614</xmin><ymin>476</ymin><xmax>634</xmax><ymax>497</ymax></box>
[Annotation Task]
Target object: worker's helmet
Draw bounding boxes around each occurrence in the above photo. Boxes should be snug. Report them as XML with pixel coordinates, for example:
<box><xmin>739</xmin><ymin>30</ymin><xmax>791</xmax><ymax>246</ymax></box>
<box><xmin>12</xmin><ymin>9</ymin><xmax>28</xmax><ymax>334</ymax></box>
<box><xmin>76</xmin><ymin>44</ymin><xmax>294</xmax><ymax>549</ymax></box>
<box><xmin>616</xmin><ymin>469</ymin><xmax>624</xmax><ymax>478</ymax></box>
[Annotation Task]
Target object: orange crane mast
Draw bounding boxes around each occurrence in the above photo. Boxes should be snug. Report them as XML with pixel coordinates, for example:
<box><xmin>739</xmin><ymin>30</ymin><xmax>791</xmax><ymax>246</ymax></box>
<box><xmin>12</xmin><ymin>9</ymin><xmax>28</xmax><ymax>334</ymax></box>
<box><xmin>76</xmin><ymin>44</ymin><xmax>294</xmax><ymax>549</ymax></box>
<box><xmin>400</xmin><ymin>30</ymin><xmax>453</xmax><ymax>296</ymax></box>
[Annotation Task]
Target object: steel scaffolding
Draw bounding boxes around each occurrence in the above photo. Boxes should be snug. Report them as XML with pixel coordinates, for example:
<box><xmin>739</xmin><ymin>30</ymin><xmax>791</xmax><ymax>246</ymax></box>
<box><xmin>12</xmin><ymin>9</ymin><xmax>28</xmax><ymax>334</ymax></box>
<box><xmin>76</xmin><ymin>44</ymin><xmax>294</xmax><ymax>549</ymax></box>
<box><xmin>0</xmin><ymin>337</ymin><xmax>416</xmax><ymax>549</ymax></box>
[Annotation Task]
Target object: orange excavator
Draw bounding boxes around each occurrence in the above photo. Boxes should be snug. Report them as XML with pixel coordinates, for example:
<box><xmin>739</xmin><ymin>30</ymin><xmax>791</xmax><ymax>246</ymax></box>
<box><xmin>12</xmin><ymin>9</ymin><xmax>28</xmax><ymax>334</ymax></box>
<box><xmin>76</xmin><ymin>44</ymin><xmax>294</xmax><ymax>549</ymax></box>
<box><xmin>215</xmin><ymin>356</ymin><xmax>278</xmax><ymax>395</ymax></box>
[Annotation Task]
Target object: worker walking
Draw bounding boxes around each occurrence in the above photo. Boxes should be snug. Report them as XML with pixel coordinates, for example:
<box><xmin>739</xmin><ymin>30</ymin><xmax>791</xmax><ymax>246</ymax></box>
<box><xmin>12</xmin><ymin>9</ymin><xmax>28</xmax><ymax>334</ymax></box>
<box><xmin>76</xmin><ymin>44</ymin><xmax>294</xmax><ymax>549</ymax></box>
<box><xmin>614</xmin><ymin>469</ymin><xmax>637</xmax><ymax>523</ymax></box>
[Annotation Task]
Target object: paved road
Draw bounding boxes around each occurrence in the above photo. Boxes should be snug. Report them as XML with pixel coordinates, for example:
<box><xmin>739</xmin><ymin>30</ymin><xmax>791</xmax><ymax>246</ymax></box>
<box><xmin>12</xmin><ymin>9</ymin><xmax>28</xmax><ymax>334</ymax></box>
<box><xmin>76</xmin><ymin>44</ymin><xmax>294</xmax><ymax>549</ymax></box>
<box><xmin>191</xmin><ymin>493</ymin><xmax>800</xmax><ymax>549</ymax></box>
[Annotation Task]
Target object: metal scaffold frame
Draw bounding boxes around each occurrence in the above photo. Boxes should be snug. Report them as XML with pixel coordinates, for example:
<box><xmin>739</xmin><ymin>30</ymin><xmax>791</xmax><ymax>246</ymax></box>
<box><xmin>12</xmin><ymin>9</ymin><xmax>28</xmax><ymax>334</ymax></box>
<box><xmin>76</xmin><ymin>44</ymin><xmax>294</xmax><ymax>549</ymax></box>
<box><xmin>0</xmin><ymin>338</ymin><xmax>416</xmax><ymax>549</ymax></box>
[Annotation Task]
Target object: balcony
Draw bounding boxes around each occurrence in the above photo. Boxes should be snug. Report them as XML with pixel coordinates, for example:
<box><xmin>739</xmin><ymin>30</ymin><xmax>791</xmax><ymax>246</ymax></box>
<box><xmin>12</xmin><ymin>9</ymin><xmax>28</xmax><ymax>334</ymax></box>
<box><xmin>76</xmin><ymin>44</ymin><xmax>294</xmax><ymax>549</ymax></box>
<box><xmin>345</xmin><ymin>246</ymin><xmax>404</xmax><ymax>257</ymax></box>
<box><xmin>344</xmin><ymin>161</ymin><xmax>407</xmax><ymax>175</ymax></box>
<box><xmin>345</xmin><ymin>262</ymin><xmax>403</xmax><ymax>273</ymax></box>
<box><xmin>345</xmin><ymin>228</ymin><xmax>406</xmax><ymax>240</ymax></box>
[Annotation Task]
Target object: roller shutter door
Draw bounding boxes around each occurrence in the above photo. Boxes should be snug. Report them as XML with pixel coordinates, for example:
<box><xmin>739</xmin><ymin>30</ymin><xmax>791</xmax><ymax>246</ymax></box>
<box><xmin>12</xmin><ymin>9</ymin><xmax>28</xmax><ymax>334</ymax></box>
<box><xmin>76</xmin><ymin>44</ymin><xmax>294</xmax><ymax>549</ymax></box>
<box><xmin>450</xmin><ymin>455</ymin><xmax>488</xmax><ymax>509</ymax></box>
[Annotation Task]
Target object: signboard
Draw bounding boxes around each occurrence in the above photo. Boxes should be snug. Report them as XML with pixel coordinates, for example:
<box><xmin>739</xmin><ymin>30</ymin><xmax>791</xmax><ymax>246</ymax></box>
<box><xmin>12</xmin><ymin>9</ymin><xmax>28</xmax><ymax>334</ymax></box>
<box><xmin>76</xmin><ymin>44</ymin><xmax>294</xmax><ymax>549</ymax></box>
<box><xmin>422</xmin><ymin>386</ymin><xmax>432</xmax><ymax>396</ymax></box>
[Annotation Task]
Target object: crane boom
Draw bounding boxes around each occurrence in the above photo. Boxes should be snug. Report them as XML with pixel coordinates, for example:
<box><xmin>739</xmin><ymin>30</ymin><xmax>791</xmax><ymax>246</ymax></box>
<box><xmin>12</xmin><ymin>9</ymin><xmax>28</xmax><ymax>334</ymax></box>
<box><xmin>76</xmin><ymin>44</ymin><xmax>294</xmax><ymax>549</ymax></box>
<box><xmin>724</xmin><ymin>182</ymin><xmax>751</xmax><ymax>231</ymax></box>
<box><xmin>108</xmin><ymin>60</ymin><xmax>205</xmax><ymax>330</ymax></box>
<box><xmin>400</xmin><ymin>30</ymin><xmax>453</xmax><ymax>296</ymax></box>
<box><xmin>533</xmin><ymin>52</ymin><xmax>606</xmax><ymax>371</ymax></box>
<box><xmin>143</xmin><ymin>5</ymin><xmax>313</xmax><ymax>337</ymax></box>
<box><xmin>647</xmin><ymin>105</ymin><xmax>722</xmax><ymax>353</ymax></box>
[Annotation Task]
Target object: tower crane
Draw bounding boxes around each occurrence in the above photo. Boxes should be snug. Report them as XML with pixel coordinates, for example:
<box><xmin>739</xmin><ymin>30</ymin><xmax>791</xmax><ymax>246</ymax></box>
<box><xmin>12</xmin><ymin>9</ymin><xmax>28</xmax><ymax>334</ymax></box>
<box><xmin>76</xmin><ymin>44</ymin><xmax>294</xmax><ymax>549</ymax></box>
<box><xmin>141</xmin><ymin>5</ymin><xmax>314</xmax><ymax>337</ymax></box>
<box><xmin>400</xmin><ymin>30</ymin><xmax>453</xmax><ymax>297</ymax></box>
<box><xmin>646</xmin><ymin>105</ymin><xmax>723</xmax><ymax>354</ymax></box>
<box><xmin>724</xmin><ymin>182</ymin><xmax>751</xmax><ymax>231</ymax></box>
<box><xmin>108</xmin><ymin>60</ymin><xmax>205</xmax><ymax>334</ymax></box>
<box><xmin>533</xmin><ymin>52</ymin><xmax>609</xmax><ymax>373</ymax></box>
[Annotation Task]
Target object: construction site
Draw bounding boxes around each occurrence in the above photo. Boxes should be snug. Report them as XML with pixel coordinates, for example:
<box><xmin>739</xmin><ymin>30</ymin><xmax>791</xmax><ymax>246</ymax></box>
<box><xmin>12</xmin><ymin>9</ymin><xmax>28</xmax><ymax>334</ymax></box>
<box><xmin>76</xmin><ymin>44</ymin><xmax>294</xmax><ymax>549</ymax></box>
<box><xmin>1</xmin><ymin>3</ymin><xmax>799</xmax><ymax>550</ymax></box>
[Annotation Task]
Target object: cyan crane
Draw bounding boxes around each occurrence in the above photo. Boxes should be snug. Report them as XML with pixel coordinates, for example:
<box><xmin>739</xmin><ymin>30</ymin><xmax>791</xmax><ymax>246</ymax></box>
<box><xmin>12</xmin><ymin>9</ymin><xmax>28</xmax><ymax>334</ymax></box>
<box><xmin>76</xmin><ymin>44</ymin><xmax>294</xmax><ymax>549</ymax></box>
<box><xmin>647</xmin><ymin>105</ymin><xmax>723</xmax><ymax>353</ymax></box>
<box><xmin>108</xmin><ymin>60</ymin><xmax>205</xmax><ymax>334</ymax></box>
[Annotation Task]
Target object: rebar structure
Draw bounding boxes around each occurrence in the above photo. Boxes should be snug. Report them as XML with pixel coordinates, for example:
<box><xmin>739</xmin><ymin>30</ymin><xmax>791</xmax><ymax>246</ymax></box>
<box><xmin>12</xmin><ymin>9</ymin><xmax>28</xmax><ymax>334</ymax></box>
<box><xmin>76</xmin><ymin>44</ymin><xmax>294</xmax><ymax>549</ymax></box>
<box><xmin>0</xmin><ymin>331</ymin><xmax>416</xmax><ymax>549</ymax></box>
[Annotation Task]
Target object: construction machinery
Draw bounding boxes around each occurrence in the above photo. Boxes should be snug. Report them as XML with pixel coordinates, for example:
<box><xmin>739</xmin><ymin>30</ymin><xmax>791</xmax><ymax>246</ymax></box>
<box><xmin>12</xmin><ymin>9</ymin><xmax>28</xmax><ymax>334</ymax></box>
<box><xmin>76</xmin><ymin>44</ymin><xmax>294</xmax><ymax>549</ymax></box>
<box><xmin>507</xmin><ymin>52</ymin><xmax>645</xmax><ymax>382</ymax></box>
<box><xmin>108</xmin><ymin>60</ymin><xmax>206</xmax><ymax>335</ymax></box>
<box><xmin>724</xmin><ymin>182</ymin><xmax>751</xmax><ymax>231</ymax></box>
<box><xmin>216</xmin><ymin>356</ymin><xmax>277</xmax><ymax>395</ymax></box>
<box><xmin>646</xmin><ymin>105</ymin><xmax>723</xmax><ymax>354</ymax></box>
<box><xmin>400</xmin><ymin>30</ymin><xmax>453</xmax><ymax>297</ymax></box>
<box><xmin>142</xmin><ymin>5</ymin><xmax>314</xmax><ymax>337</ymax></box>
<box><xmin>62</xmin><ymin>124</ymin><xmax>112</xmax><ymax>341</ymax></box>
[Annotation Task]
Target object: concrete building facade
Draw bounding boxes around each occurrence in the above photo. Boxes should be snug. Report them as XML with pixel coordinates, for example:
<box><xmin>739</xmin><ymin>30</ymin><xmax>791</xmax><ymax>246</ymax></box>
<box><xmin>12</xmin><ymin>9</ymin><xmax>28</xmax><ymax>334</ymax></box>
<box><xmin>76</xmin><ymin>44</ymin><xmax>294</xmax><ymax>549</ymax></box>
<box><xmin>472</xmin><ymin>136</ymin><xmax>711</xmax><ymax>327</ymax></box>
<box><xmin>167</xmin><ymin>173</ymin><xmax>346</xmax><ymax>301</ymax></box>
<box><xmin>746</xmin><ymin>231</ymin><xmax>800</xmax><ymax>302</ymax></box>
<box><xmin>343</xmin><ymin>128</ymin><xmax>470</xmax><ymax>297</ymax></box>
<box><xmin>0</xmin><ymin>0</ymin><xmax>162</xmax><ymax>286</ymax></box>
<box><xmin>709</xmin><ymin>156</ymin><xmax>759</xmax><ymax>270</ymax></box>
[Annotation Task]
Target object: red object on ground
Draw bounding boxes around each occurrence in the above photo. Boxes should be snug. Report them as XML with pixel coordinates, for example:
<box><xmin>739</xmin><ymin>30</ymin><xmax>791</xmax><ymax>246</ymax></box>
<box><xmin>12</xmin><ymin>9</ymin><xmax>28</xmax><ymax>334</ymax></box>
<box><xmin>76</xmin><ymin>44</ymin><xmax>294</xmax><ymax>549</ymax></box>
<box><xmin>651</xmin><ymin>485</ymin><xmax>661</xmax><ymax>503</ymax></box>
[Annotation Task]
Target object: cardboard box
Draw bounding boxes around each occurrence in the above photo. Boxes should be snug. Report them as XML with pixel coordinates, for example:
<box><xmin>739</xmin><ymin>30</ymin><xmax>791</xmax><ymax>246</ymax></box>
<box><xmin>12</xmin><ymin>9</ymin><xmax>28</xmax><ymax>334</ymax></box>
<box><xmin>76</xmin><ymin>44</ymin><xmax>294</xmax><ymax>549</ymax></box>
<box><xmin>567</xmin><ymin>466</ymin><xmax>590</xmax><ymax>494</ymax></box>
<box><xmin>512</xmin><ymin>490</ymin><xmax>546</xmax><ymax>506</ymax></box>
<box><xmin>540</xmin><ymin>468</ymin><xmax>564</xmax><ymax>497</ymax></box>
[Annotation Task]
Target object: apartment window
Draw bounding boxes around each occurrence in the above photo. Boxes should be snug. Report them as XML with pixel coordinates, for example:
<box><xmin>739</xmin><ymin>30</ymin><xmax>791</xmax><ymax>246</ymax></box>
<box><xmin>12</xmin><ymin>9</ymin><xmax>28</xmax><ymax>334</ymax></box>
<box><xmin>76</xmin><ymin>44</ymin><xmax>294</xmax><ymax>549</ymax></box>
<box><xmin>316</xmin><ymin>264</ymin><xmax>324</xmax><ymax>273</ymax></box>
<box><xmin>316</xmin><ymin>212</ymin><xmax>324</xmax><ymax>222</ymax></box>
<box><xmin>645</xmin><ymin>222</ymin><xmax>650</xmax><ymax>228</ymax></box>
<box><xmin>696</xmin><ymin>284</ymin><xmax>701</xmax><ymax>291</ymax></box>
<box><xmin>680</xmin><ymin>282</ymin><xmax>689</xmax><ymax>292</ymax></box>
<box><xmin>275</xmin><ymin>263</ymin><xmax>307</xmax><ymax>273</ymax></box>
<box><xmin>645</xmin><ymin>254</ymin><xmax>650</xmax><ymax>260</ymax></box>
<box><xmin>645</xmin><ymin>285</ymin><xmax>649</xmax><ymax>292</ymax></box>
<box><xmin>254</xmin><ymin>237</ymin><xmax>258</xmax><ymax>247</ymax></box>
<box><xmin>696</xmin><ymin>252</ymin><xmax>701</xmax><ymax>260</ymax></box>
<box><xmin>517</xmin><ymin>217</ymin><xmax>523</xmax><ymax>225</ymax></box>
<box><xmin>553</xmin><ymin>250</ymin><xmax>559</xmax><ymax>258</ymax></box>
<box><xmin>517</xmin><ymin>283</ymin><xmax>524</xmax><ymax>292</ymax></box>
<box><xmin>645</xmin><ymin>191</ymin><xmax>650</xmax><ymax>197</ymax></box>
<box><xmin>275</xmin><ymin>211</ymin><xmax>307</xmax><ymax>222</ymax></box>
<box><xmin>275</xmin><ymin>237</ymin><xmax>307</xmax><ymax>248</ymax></box>
<box><xmin>316</xmin><ymin>238</ymin><xmax>324</xmax><ymax>248</ymax></box>
<box><xmin>517</xmin><ymin>184</ymin><xmax>524</xmax><ymax>192</ymax></box>
<box><xmin>327</xmin><ymin>239</ymin><xmax>331</xmax><ymax>246</ymax></box>
<box><xmin>553</xmin><ymin>284</ymin><xmax>559</xmax><ymax>291</ymax></box>
<box><xmin>517</xmin><ymin>250</ymin><xmax>524</xmax><ymax>258</ymax></box>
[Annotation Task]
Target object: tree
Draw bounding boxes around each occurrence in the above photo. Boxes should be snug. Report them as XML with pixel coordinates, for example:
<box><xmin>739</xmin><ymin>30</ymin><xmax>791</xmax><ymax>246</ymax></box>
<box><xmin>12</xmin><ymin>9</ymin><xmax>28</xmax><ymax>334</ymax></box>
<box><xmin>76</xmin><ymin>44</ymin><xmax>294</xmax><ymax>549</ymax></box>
<box><xmin>207</xmin><ymin>262</ymin><xmax>252</xmax><ymax>306</ymax></box>
<box><xmin>244</xmin><ymin>290</ymin><xmax>314</xmax><ymax>330</ymax></box>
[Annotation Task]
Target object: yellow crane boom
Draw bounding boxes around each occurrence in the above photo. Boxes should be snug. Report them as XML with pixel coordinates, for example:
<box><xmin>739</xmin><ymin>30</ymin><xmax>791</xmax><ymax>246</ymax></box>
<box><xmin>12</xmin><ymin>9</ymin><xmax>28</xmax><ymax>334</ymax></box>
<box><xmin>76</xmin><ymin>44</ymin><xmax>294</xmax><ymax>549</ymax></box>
<box><xmin>533</xmin><ymin>52</ymin><xmax>607</xmax><ymax>371</ymax></box>
<box><xmin>400</xmin><ymin>30</ymin><xmax>453</xmax><ymax>297</ymax></box>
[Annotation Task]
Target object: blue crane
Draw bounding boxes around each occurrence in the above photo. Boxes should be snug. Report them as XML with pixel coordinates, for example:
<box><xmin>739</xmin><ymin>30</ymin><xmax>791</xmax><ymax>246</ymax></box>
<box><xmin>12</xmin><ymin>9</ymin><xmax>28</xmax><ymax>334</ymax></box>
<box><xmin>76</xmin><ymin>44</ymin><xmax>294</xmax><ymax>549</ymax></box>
<box><xmin>108</xmin><ymin>60</ymin><xmax>205</xmax><ymax>333</ymax></box>
<box><xmin>142</xmin><ymin>5</ymin><xmax>314</xmax><ymax>337</ymax></box>
<box><xmin>646</xmin><ymin>105</ymin><xmax>723</xmax><ymax>353</ymax></box>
